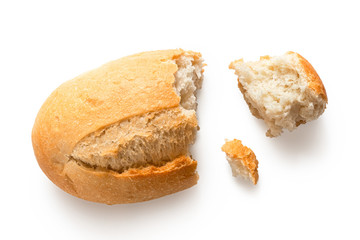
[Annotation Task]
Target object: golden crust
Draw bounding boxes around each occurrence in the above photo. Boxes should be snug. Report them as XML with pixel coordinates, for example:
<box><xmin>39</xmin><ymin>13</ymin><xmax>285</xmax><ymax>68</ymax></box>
<box><xmin>221</xmin><ymin>139</ymin><xmax>259</xmax><ymax>185</ymax></box>
<box><xmin>32</xmin><ymin>49</ymin><xmax>201</xmax><ymax>204</ymax></box>
<box><xmin>287</xmin><ymin>51</ymin><xmax>328</xmax><ymax>102</ymax></box>
<box><xmin>62</xmin><ymin>155</ymin><xmax>198</xmax><ymax>204</ymax></box>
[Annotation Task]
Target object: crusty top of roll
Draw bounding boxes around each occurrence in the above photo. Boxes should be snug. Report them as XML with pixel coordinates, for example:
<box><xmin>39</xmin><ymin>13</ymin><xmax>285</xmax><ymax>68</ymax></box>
<box><xmin>33</xmin><ymin>49</ymin><xmax>201</xmax><ymax>164</ymax></box>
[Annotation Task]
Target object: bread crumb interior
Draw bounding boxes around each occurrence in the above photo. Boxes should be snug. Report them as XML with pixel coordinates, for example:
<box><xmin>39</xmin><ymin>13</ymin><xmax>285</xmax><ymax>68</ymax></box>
<box><xmin>232</xmin><ymin>54</ymin><xmax>325</xmax><ymax>137</ymax></box>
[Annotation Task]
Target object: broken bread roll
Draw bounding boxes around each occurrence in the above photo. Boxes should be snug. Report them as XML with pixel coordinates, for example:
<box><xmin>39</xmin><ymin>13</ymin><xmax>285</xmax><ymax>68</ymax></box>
<box><xmin>221</xmin><ymin>139</ymin><xmax>259</xmax><ymax>185</ymax></box>
<box><xmin>229</xmin><ymin>52</ymin><xmax>327</xmax><ymax>137</ymax></box>
<box><xmin>32</xmin><ymin>49</ymin><xmax>204</xmax><ymax>204</ymax></box>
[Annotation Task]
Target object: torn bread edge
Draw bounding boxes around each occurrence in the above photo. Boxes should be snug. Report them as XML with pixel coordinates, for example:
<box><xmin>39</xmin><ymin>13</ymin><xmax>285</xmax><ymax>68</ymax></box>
<box><xmin>221</xmin><ymin>139</ymin><xmax>259</xmax><ymax>185</ymax></box>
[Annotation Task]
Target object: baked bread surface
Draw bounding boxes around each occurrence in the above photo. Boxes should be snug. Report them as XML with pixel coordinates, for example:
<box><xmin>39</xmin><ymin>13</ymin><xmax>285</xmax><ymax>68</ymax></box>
<box><xmin>32</xmin><ymin>49</ymin><xmax>203</xmax><ymax>204</ymax></box>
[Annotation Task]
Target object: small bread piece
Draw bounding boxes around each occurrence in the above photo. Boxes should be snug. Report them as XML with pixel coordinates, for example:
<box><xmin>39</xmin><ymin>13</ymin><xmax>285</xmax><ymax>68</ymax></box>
<box><xmin>221</xmin><ymin>139</ymin><xmax>259</xmax><ymax>185</ymax></box>
<box><xmin>32</xmin><ymin>49</ymin><xmax>204</xmax><ymax>204</ymax></box>
<box><xmin>229</xmin><ymin>52</ymin><xmax>327</xmax><ymax>137</ymax></box>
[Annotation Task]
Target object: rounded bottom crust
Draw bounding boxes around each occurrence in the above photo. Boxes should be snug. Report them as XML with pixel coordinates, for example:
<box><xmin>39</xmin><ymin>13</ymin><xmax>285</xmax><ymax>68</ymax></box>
<box><xmin>45</xmin><ymin>155</ymin><xmax>198</xmax><ymax>204</ymax></box>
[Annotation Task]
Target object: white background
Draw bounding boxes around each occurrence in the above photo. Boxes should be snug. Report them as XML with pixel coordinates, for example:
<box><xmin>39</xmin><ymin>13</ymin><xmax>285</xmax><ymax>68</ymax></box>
<box><xmin>1</xmin><ymin>0</ymin><xmax>359</xmax><ymax>239</ymax></box>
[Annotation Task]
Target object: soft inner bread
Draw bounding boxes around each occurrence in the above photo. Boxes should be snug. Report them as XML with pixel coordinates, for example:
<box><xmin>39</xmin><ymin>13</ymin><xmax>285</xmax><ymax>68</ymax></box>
<box><xmin>32</xmin><ymin>49</ymin><xmax>204</xmax><ymax>204</ymax></box>
<box><xmin>229</xmin><ymin>52</ymin><xmax>327</xmax><ymax>137</ymax></box>
<box><xmin>221</xmin><ymin>139</ymin><xmax>259</xmax><ymax>185</ymax></box>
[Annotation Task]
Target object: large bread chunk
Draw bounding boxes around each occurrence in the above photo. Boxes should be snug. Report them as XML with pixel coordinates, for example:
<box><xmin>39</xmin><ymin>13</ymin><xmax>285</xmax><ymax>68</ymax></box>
<box><xmin>32</xmin><ymin>49</ymin><xmax>204</xmax><ymax>204</ymax></box>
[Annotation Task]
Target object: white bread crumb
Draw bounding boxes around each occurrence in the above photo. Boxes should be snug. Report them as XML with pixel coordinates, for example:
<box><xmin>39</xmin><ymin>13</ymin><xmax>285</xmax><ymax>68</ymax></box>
<box><xmin>230</xmin><ymin>52</ymin><xmax>327</xmax><ymax>137</ymax></box>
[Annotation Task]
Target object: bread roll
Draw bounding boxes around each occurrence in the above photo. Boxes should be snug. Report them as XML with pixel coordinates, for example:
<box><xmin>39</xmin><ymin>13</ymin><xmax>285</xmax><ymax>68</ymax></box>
<box><xmin>32</xmin><ymin>49</ymin><xmax>204</xmax><ymax>204</ymax></box>
<box><xmin>229</xmin><ymin>52</ymin><xmax>327</xmax><ymax>137</ymax></box>
<box><xmin>221</xmin><ymin>139</ymin><xmax>259</xmax><ymax>185</ymax></box>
